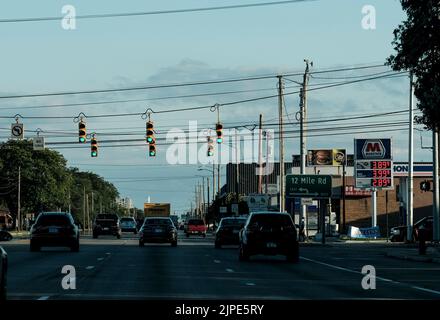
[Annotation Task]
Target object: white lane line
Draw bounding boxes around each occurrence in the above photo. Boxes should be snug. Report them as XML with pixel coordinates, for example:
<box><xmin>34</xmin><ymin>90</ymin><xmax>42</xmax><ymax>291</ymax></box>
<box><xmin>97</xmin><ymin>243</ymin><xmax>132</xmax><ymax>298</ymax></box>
<box><xmin>213</xmin><ymin>260</ymin><xmax>221</xmax><ymax>264</ymax></box>
<box><xmin>106</xmin><ymin>253</ymin><xmax>111</xmax><ymax>255</ymax></box>
<box><xmin>37</xmin><ymin>296</ymin><xmax>50</xmax><ymax>300</ymax></box>
<box><xmin>301</xmin><ymin>256</ymin><xmax>440</xmax><ymax>296</ymax></box>
<box><xmin>225</xmin><ymin>268</ymin><xmax>234</xmax><ymax>273</ymax></box>
<box><xmin>97</xmin><ymin>258</ymin><xmax>104</xmax><ymax>261</ymax></box>
<box><xmin>86</xmin><ymin>266</ymin><xmax>95</xmax><ymax>270</ymax></box>
<box><xmin>245</xmin><ymin>282</ymin><xmax>256</xmax><ymax>286</ymax></box>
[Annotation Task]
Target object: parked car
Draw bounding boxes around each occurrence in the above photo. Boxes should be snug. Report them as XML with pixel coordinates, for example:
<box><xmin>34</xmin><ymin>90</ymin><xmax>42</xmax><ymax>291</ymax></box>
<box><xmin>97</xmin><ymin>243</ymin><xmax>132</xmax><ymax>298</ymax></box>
<box><xmin>0</xmin><ymin>246</ymin><xmax>7</xmax><ymax>300</ymax></box>
<box><xmin>185</xmin><ymin>218</ymin><xmax>207</xmax><ymax>238</ymax></box>
<box><xmin>93</xmin><ymin>213</ymin><xmax>121</xmax><ymax>239</ymax></box>
<box><xmin>29</xmin><ymin>212</ymin><xmax>80</xmax><ymax>252</ymax></box>
<box><xmin>215</xmin><ymin>217</ymin><xmax>247</xmax><ymax>248</ymax></box>
<box><xmin>238</xmin><ymin>211</ymin><xmax>299</xmax><ymax>263</ymax></box>
<box><xmin>120</xmin><ymin>217</ymin><xmax>138</xmax><ymax>234</ymax></box>
<box><xmin>390</xmin><ymin>216</ymin><xmax>433</xmax><ymax>242</ymax></box>
<box><xmin>138</xmin><ymin>217</ymin><xmax>177</xmax><ymax>247</ymax></box>
<box><xmin>0</xmin><ymin>230</ymin><xmax>12</xmax><ymax>241</ymax></box>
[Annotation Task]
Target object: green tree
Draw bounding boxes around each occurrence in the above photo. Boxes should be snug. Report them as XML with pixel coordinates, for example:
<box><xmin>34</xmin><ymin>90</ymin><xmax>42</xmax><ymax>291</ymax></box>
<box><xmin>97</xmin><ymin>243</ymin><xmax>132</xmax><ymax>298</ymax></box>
<box><xmin>387</xmin><ymin>0</ymin><xmax>440</xmax><ymax>130</ymax></box>
<box><xmin>0</xmin><ymin>140</ymin><xmax>72</xmax><ymax>221</ymax></box>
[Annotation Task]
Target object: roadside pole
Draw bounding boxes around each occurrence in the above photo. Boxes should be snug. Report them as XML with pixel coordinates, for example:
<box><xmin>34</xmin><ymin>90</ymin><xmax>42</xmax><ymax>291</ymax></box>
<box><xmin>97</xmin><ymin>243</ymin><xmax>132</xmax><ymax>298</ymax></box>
<box><xmin>83</xmin><ymin>186</ymin><xmax>86</xmax><ymax>234</ymax></box>
<box><xmin>433</xmin><ymin>128</ymin><xmax>439</xmax><ymax>242</ymax></box>
<box><xmin>407</xmin><ymin>73</ymin><xmax>414</xmax><ymax>242</ymax></box>
<box><xmin>277</xmin><ymin>75</ymin><xmax>285</xmax><ymax>212</ymax></box>
<box><xmin>258</xmin><ymin>114</ymin><xmax>263</xmax><ymax>194</ymax></box>
<box><xmin>371</xmin><ymin>188</ymin><xmax>377</xmax><ymax>227</ymax></box>
<box><xmin>17</xmin><ymin>166</ymin><xmax>21</xmax><ymax>232</ymax></box>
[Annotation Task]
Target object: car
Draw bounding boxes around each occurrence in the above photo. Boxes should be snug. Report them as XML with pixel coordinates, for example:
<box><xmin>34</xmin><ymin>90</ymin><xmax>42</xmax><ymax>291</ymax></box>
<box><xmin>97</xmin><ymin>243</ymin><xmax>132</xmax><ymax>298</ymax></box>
<box><xmin>0</xmin><ymin>230</ymin><xmax>12</xmax><ymax>241</ymax></box>
<box><xmin>170</xmin><ymin>215</ymin><xmax>179</xmax><ymax>229</ymax></box>
<box><xmin>0</xmin><ymin>246</ymin><xmax>7</xmax><ymax>300</ymax></box>
<box><xmin>238</xmin><ymin>211</ymin><xmax>299</xmax><ymax>263</ymax></box>
<box><xmin>215</xmin><ymin>217</ymin><xmax>247</xmax><ymax>248</ymax></box>
<box><xmin>390</xmin><ymin>216</ymin><xmax>433</xmax><ymax>242</ymax></box>
<box><xmin>120</xmin><ymin>217</ymin><xmax>138</xmax><ymax>234</ymax></box>
<box><xmin>138</xmin><ymin>217</ymin><xmax>177</xmax><ymax>247</ymax></box>
<box><xmin>93</xmin><ymin>213</ymin><xmax>122</xmax><ymax>239</ymax></box>
<box><xmin>29</xmin><ymin>212</ymin><xmax>80</xmax><ymax>252</ymax></box>
<box><xmin>185</xmin><ymin>218</ymin><xmax>207</xmax><ymax>237</ymax></box>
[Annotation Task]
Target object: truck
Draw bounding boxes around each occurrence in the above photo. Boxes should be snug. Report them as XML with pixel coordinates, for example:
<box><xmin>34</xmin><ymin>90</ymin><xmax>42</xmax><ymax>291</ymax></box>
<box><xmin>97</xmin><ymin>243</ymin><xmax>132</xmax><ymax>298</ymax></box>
<box><xmin>144</xmin><ymin>203</ymin><xmax>171</xmax><ymax>218</ymax></box>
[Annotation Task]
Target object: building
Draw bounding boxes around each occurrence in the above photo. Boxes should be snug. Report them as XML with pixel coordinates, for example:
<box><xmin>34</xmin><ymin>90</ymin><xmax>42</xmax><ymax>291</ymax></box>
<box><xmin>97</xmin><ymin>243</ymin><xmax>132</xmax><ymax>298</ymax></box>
<box><xmin>224</xmin><ymin>160</ymin><xmax>434</xmax><ymax>235</ymax></box>
<box><xmin>117</xmin><ymin>197</ymin><xmax>134</xmax><ymax>209</ymax></box>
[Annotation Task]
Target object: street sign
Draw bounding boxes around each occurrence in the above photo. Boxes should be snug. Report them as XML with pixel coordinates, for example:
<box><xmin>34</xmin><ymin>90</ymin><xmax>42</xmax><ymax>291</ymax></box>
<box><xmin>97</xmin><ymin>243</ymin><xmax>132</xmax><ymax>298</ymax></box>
<box><xmin>245</xmin><ymin>194</ymin><xmax>270</xmax><ymax>212</ymax></box>
<box><xmin>231</xmin><ymin>204</ymin><xmax>239</xmax><ymax>215</ymax></box>
<box><xmin>354</xmin><ymin>138</ymin><xmax>393</xmax><ymax>190</ymax></box>
<box><xmin>11</xmin><ymin>123</ymin><xmax>24</xmax><ymax>139</ymax></box>
<box><xmin>265</xmin><ymin>184</ymin><xmax>278</xmax><ymax>195</ymax></box>
<box><xmin>285</xmin><ymin>174</ymin><xmax>332</xmax><ymax>198</ymax></box>
<box><xmin>33</xmin><ymin>136</ymin><xmax>45</xmax><ymax>150</ymax></box>
<box><xmin>301</xmin><ymin>198</ymin><xmax>313</xmax><ymax>206</ymax></box>
<box><xmin>219</xmin><ymin>206</ymin><xmax>227</xmax><ymax>214</ymax></box>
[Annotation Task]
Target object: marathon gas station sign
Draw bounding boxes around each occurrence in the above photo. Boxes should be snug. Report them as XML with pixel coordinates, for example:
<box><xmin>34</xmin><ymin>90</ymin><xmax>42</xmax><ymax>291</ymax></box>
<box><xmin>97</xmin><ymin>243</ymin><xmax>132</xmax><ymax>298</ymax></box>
<box><xmin>393</xmin><ymin>162</ymin><xmax>433</xmax><ymax>177</ymax></box>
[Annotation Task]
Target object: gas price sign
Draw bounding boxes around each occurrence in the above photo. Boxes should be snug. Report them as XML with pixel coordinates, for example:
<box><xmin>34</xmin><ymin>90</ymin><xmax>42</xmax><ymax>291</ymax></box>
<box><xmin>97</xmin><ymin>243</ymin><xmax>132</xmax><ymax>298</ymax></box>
<box><xmin>354</xmin><ymin>139</ymin><xmax>394</xmax><ymax>190</ymax></box>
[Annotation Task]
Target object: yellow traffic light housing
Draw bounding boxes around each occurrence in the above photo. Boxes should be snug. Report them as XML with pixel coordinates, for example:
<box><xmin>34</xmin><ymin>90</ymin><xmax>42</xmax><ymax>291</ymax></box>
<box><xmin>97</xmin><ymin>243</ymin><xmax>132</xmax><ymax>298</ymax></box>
<box><xmin>216</xmin><ymin>123</ymin><xmax>223</xmax><ymax>144</ymax></box>
<box><xmin>91</xmin><ymin>136</ymin><xmax>98</xmax><ymax>157</ymax></box>
<box><xmin>146</xmin><ymin>121</ymin><xmax>155</xmax><ymax>144</ymax></box>
<box><xmin>79</xmin><ymin>121</ymin><xmax>86</xmax><ymax>143</ymax></box>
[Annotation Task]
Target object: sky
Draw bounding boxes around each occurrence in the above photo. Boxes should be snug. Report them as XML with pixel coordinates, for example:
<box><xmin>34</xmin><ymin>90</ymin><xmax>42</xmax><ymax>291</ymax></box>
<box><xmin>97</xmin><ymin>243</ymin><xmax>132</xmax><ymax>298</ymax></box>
<box><xmin>0</xmin><ymin>0</ymin><xmax>432</xmax><ymax>214</ymax></box>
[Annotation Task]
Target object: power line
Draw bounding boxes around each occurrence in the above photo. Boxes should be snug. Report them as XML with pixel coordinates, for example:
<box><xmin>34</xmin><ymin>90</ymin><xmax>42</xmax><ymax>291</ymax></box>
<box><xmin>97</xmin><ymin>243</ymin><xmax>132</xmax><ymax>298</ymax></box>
<box><xmin>0</xmin><ymin>1</ymin><xmax>318</xmax><ymax>24</ymax></box>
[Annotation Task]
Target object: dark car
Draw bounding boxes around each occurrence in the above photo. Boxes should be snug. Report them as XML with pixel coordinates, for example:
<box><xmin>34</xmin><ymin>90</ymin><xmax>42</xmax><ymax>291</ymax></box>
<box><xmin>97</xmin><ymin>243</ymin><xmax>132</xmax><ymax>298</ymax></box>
<box><xmin>139</xmin><ymin>217</ymin><xmax>177</xmax><ymax>247</ymax></box>
<box><xmin>390</xmin><ymin>216</ymin><xmax>433</xmax><ymax>242</ymax></box>
<box><xmin>215</xmin><ymin>217</ymin><xmax>247</xmax><ymax>248</ymax></box>
<box><xmin>30</xmin><ymin>212</ymin><xmax>80</xmax><ymax>252</ymax></box>
<box><xmin>120</xmin><ymin>217</ymin><xmax>138</xmax><ymax>234</ymax></box>
<box><xmin>238</xmin><ymin>212</ymin><xmax>299</xmax><ymax>263</ymax></box>
<box><xmin>93</xmin><ymin>213</ymin><xmax>121</xmax><ymax>239</ymax></box>
<box><xmin>0</xmin><ymin>246</ymin><xmax>7</xmax><ymax>300</ymax></box>
<box><xmin>0</xmin><ymin>230</ymin><xmax>13</xmax><ymax>241</ymax></box>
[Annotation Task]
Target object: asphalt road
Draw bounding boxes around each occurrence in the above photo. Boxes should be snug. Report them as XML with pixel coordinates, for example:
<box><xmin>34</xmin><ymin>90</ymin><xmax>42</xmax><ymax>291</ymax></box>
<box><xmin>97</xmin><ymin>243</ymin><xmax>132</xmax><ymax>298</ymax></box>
<box><xmin>2</xmin><ymin>232</ymin><xmax>440</xmax><ymax>300</ymax></box>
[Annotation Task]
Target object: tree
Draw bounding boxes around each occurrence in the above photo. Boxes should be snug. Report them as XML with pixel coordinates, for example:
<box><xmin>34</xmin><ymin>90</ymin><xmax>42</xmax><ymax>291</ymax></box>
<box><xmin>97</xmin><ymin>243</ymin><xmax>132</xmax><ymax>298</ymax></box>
<box><xmin>387</xmin><ymin>1</ymin><xmax>440</xmax><ymax>130</ymax></box>
<box><xmin>0</xmin><ymin>140</ymin><xmax>72</xmax><ymax>222</ymax></box>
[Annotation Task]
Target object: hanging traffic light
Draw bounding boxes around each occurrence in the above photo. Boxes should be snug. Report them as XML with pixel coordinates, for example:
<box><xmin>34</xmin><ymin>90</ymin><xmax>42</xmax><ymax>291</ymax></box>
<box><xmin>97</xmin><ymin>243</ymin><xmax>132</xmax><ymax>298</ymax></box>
<box><xmin>149</xmin><ymin>144</ymin><xmax>156</xmax><ymax>157</ymax></box>
<box><xmin>207</xmin><ymin>136</ymin><xmax>214</xmax><ymax>156</ymax></box>
<box><xmin>78</xmin><ymin>121</ymin><xmax>86</xmax><ymax>143</ymax></box>
<box><xmin>216</xmin><ymin>122</ymin><xmax>223</xmax><ymax>144</ymax></box>
<box><xmin>146</xmin><ymin>121</ymin><xmax>155</xmax><ymax>144</ymax></box>
<box><xmin>91</xmin><ymin>136</ymin><xmax>98</xmax><ymax>157</ymax></box>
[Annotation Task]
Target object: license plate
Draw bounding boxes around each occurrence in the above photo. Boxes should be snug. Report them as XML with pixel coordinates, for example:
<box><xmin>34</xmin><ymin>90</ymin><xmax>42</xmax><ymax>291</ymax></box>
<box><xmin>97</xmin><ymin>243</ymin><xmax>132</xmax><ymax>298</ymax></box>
<box><xmin>155</xmin><ymin>228</ymin><xmax>163</xmax><ymax>233</ymax></box>
<box><xmin>266</xmin><ymin>242</ymin><xmax>277</xmax><ymax>248</ymax></box>
<box><xmin>49</xmin><ymin>228</ymin><xmax>58</xmax><ymax>234</ymax></box>
<box><xmin>103</xmin><ymin>227</ymin><xmax>109</xmax><ymax>231</ymax></box>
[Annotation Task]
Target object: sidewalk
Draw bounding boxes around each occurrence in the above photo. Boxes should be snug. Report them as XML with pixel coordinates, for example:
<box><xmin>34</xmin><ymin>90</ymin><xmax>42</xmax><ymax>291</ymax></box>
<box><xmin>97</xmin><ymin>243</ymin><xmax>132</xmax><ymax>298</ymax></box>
<box><xmin>386</xmin><ymin>245</ymin><xmax>440</xmax><ymax>264</ymax></box>
<box><xmin>8</xmin><ymin>231</ymin><xmax>30</xmax><ymax>240</ymax></box>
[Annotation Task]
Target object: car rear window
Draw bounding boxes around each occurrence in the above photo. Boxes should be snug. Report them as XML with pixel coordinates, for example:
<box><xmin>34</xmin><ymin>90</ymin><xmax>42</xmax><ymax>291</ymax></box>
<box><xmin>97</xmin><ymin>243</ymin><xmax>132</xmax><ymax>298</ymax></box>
<box><xmin>37</xmin><ymin>215</ymin><xmax>71</xmax><ymax>226</ymax></box>
<box><xmin>221</xmin><ymin>219</ymin><xmax>247</xmax><ymax>226</ymax></box>
<box><xmin>96</xmin><ymin>214</ymin><xmax>118</xmax><ymax>220</ymax></box>
<box><xmin>144</xmin><ymin>219</ymin><xmax>172</xmax><ymax>226</ymax></box>
<box><xmin>188</xmin><ymin>219</ymin><xmax>204</xmax><ymax>225</ymax></box>
<box><xmin>249</xmin><ymin>214</ymin><xmax>293</xmax><ymax>228</ymax></box>
<box><xmin>120</xmin><ymin>218</ymin><xmax>134</xmax><ymax>222</ymax></box>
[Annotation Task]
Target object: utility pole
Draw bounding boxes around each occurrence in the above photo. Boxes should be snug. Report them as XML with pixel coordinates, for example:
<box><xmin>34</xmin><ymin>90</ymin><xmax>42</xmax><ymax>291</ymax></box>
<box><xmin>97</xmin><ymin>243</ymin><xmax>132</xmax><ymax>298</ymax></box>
<box><xmin>86</xmin><ymin>194</ymin><xmax>90</xmax><ymax>233</ymax></box>
<box><xmin>433</xmin><ymin>128</ymin><xmax>439</xmax><ymax>242</ymax></box>
<box><xmin>258</xmin><ymin>114</ymin><xmax>263</xmax><ymax>193</ymax></box>
<box><xmin>207</xmin><ymin>177</ymin><xmax>210</xmax><ymax>212</ymax></box>
<box><xmin>202</xmin><ymin>178</ymin><xmax>205</xmax><ymax>218</ymax></box>
<box><xmin>83</xmin><ymin>186</ymin><xmax>86</xmax><ymax>232</ymax></box>
<box><xmin>212</xmin><ymin>162</ymin><xmax>216</xmax><ymax>200</ymax></box>
<box><xmin>407</xmin><ymin>72</ymin><xmax>415</xmax><ymax>242</ymax></box>
<box><xmin>91</xmin><ymin>191</ymin><xmax>94</xmax><ymax>221</ymax></box>
<box><xmin>17</xmin><ymin>166</ymin><xmax>21</xmax><ymax>232</ymax></box>
<box><xmin>300</xmin><ymin>60</ymin><xmax>311</xmax><ymax>229</ymax></box>
<box><xmin>235</xmin><ymin>129</ymin><xmax>240</xmax><ymax>203</ymax></box>
<box><xmin>277</xmin><ymin>75</ymin><xmax>285</xmax><ymax>212</ymax></box>
<box><xmin>217</xmin><ymin>163</ymin><xmax>220</xmax><ymax>198</ymax></box>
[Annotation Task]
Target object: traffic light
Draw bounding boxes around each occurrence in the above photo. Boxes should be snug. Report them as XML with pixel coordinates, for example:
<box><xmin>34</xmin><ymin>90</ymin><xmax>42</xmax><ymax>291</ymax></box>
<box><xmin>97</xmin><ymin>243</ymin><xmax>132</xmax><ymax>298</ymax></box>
<box><xmin>146</xmin><ymin>121</ymin><xmax>155</xmax><ymax>144</ymax></box>
<box><xmin>207</xmin><ymin>136</ymin><xmax>214</xmax><ymax>157</ymax></box>
<box><xmin>149</xmin><ymin>144</ymin><xmax>156</xmax><ymax>157</ymax></box>
<box><xmin>91</xmin><ymin>136</ymin><xmax>98</xmax><ymax>157</ymax></box>
<box><xmin>78</xmin><ymin>121</ymin><xmax>86</xmax><ymax>143</ymax></box>
<box><xmin>420</xmin><ymin>180</ymin><xmax>431</xmax><ymax>192</ymax></box>
<box><xmin>216</xmin><ymin>122</ymin><xmax>223</xmax><ymax>144</ymax></box>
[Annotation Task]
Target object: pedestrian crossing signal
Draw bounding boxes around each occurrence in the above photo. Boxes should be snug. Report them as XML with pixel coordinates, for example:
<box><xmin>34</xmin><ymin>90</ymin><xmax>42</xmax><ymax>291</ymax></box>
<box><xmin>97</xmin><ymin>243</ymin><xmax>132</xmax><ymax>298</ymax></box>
<box><xmin>420</xmin><ymin>180</ymin><xmax>431</xmax><ymax>192</ymax></box>
<box><xmin>79</xmin><ymin>121</ymin><xmax>86</xmax><ymax>143</ymax></box>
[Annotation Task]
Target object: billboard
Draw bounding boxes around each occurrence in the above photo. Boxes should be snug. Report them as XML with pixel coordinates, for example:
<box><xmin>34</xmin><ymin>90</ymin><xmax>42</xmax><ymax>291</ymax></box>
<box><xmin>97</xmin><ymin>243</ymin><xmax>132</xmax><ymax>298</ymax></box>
<box><xmin>307</xmin><ymin>149</ymin><xmax>346</xmax><ymax>166</ymax></box>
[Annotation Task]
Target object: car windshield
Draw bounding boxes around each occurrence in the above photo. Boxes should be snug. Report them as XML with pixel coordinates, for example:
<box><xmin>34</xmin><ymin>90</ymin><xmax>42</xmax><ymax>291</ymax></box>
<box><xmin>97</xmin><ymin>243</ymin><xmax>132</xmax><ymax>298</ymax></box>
<box><xmin>36</xmin><ymin>215</ymin><xmax>71</xmax><ymax>226</ymax></box>
<box><xmin>188</xmin><ymin>219</ymin><xmax>204</xmax><ymax>225</ymax></box>
<box><xmin>249</xmin><ymin>214</ymin><xmax>293</xmax><ymax>228</ymax></box>
<box><xmin>144</xmin><ymin>219</ymin><xmax>172</xmax><ymax>226</ymax></box>
<box><xmin>96</xmin><ymin>214</ymin><xmax>118</xmax><ymax>221</ymax></box>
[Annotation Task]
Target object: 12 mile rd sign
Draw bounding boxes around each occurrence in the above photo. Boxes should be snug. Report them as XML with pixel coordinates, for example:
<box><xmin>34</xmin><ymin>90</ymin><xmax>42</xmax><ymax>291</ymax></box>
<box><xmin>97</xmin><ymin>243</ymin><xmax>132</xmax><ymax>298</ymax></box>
<box><xmin>285</xmin><ymin>174</ymin><xmax>332</xmax><ymax>198</ymax></box>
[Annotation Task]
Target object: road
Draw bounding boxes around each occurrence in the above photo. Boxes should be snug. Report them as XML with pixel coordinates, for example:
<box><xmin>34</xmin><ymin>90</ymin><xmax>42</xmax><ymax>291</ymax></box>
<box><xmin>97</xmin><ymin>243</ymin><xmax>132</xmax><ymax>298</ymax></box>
<box><xmin>2</xmin><ymin>232</ymin><xmax>440</xmax><ymax>300</ymax></box>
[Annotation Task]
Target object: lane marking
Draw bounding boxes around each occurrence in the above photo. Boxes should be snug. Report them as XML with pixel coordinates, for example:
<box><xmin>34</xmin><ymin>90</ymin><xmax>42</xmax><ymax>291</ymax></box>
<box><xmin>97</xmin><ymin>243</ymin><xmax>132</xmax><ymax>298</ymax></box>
<box><xmin>301</xmin><ymin>256</ymin><xmax>440</xmax><ymax>296</ymax></box>
<box><xmin>213</xmin><ymin>260</ymin><xmax>221</xmax><ymax>264</ymax></box>
<box><xmin>245</xmin><ymin>282</ymin><xmax>256</xmax><ymax>286</ymax></box>
<box><xmin>86</xmin><ymin>266</ymin><xmax>95</xmax><ymax>270</ymax></box>
<box><xmin>226</xmin><ymin>268</ymin><xmax>234</xmax><ymax>273</ymax></box>
<box><xmin>97</xmin><ymin>258</ymin><xmax>104</xmax><ymax>261</ymax></box>
<box><xmin>37</xmin><ymin>296</ymin><xmax>50</xmax><ymax>300</ymax></box>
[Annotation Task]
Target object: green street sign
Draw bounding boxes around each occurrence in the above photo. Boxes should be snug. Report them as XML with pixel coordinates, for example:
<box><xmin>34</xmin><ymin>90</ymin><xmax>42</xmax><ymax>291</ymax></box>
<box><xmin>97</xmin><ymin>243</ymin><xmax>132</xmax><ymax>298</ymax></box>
<box><xmin>285</xmin><ymin>174</ymin><xmax>332</xmax><ymax>198</ymax></box>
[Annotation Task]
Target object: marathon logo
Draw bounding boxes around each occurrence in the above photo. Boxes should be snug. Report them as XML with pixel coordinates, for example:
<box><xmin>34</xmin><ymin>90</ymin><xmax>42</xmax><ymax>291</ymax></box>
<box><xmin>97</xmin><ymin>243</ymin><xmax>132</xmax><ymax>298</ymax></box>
<box><xmin>362</xmin><ymin>140</ymin><xmax>385</xmax><ymax>159</ymax></box>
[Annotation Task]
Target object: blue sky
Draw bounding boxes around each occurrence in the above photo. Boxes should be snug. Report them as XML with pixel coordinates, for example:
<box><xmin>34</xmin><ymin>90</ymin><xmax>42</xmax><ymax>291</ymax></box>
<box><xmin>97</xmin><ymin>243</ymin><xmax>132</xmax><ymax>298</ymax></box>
<box><xmin>0</xmin><ymin>0</ymin><xmax>431</xmax><ymax>213</ymax></box>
